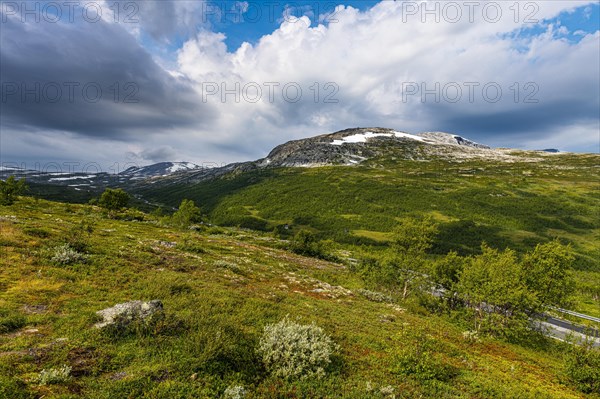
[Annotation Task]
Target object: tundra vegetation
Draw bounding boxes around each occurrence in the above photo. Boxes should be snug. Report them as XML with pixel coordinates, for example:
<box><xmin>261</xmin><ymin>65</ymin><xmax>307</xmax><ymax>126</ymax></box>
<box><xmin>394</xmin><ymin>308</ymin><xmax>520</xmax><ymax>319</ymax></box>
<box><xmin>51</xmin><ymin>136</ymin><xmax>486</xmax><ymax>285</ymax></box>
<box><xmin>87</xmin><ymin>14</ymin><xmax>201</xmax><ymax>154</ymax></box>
<box><xmin>1</xmin><ymin>155</ymin><xmax>599</xmax><ymax>399</ymax></box>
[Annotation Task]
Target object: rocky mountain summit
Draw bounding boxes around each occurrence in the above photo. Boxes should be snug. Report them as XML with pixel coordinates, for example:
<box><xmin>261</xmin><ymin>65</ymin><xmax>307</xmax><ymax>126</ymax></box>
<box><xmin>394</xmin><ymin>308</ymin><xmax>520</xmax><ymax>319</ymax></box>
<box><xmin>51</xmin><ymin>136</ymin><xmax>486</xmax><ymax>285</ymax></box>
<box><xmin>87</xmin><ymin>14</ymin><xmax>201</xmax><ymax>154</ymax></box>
<box><xmin>140</xmin><ymin>127</ymin><xmax>537</xmax><ymax>187</ymax></box>
<box><xmin>257</xmin><ymin>128</ymin><xmax>491</xmax><ymax>167</ymax></box>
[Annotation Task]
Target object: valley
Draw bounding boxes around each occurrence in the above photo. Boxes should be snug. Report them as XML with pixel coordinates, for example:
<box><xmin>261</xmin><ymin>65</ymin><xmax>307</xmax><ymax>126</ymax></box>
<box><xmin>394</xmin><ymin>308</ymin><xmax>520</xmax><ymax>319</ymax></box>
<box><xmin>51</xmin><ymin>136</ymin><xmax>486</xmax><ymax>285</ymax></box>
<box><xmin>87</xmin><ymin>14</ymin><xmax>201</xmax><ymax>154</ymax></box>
<box><xmin>1</xmin><ymin>128</ymin><xmax>599</xmax><ymax>397</ymax></box>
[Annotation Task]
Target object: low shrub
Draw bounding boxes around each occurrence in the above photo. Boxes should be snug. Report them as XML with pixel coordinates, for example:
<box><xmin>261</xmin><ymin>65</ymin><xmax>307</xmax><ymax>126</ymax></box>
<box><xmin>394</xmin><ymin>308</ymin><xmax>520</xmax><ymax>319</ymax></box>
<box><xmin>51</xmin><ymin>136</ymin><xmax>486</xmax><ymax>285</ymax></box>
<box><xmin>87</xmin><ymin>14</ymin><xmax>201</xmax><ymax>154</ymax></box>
<box><xmin>177</xmin><ymin>239</ymin><xmax>206</xmax><ymax>254</ymax></box>
<box><xmin>51</xmin><ymin>244</ymin><xmax>87</xmax><ymax>265</ymax></box>
<box><xmin>565</xmin><ymin>341</ymin><xmax>600</xmax><ymax>394</ymax></box>
<box><xmin>390</xmin><ymin>329</ymin><xmax>458</xmax><ymax>382</ymax></box>
<box><xmin>0</xmin><ymin>310</ymin><xmax>26</xmax><ymax>333</ymax></box>
<box><xmin>112</xmin><ymin>209</ymin><xmax>146</xmax><ymax>221</ymax></box>
<box><xmin>258</xmin><ymin>316</ymin><xmax>338</xmax><ymax>380</ymax></box>
<box><xmin>23</xmin><ymin>227</ymin><xmax>51</xmax><ymax>238</ymax></box>
<box><xmin>213</xmin><ymin>260</ymin><xmax>246</xmax><ymax>275</ymax></box>
<box><xmin>290</xmin><ymin>230</ymin><xmax>337</xmax><ymax>261</ymax></box>
<box><xmin>37</xmin><ymin>365</ymin><xmax>71</xmax><ymax>385</ymax></box>
<box><xmin>357</xmin><ymin>288</ymin><xmax>393</xmax><ymax>303</ymax></box>
<box><xmin>223</xmin><ymin>384</ymin><xmax>247</xmax><ymax>399</ymax></box>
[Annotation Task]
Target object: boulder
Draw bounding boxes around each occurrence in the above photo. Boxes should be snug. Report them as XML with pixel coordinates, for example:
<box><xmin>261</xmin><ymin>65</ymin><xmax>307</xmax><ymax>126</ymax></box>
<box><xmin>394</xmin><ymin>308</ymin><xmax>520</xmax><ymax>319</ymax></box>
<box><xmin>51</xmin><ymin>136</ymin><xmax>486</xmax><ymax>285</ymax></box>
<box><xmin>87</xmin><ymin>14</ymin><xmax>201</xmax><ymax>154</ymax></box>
<box><xmin>94</xmin><ymin>300</ymin><xmax>163</xmax><ymax>329</ymax></box>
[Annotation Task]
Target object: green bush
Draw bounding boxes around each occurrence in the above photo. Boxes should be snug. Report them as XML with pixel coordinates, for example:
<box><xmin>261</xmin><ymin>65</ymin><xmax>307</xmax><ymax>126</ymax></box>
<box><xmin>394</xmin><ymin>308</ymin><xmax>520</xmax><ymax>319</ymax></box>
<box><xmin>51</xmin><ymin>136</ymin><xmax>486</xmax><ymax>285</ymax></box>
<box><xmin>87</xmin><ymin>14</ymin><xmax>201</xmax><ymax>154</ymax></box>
<box><xmin>258</xmin><ymin>316</ymin><xmax>338</xmax><ymax>380</ymax></box>
<box><xmin>521</xmin><ymin>240</ymin><xmax>575</xmax><ymax>308</ymax></box>
<box><xmin>390</xmin><ymin>329</ymin><xmax>458</xmax><ymax>382</ymax></box>
<box><xmin>290</xmin><ymin>230</ymin><xmax>335</xmax><ymax>261</ymax></box>
<box><xmin>0</xmin><ymin>176</ymin><xmax>27</xmax><ymax>205</ymax></box>
<box><xmin>62</xmin><ymin>220</ymin><xmax>94</xmax><ymax>253</ymax></box>
<box><xmin>457</xmin><ymin>245</ymin><xmax>538</xmax><ymax>337</ymax></box>
<box><xmin>98</xmin><ymin>188</ymin><xmax>130</xmax><ymax>210</ymax></box>
<box><xmin>112</xmin><ymin>208</ymin><xmax>146</xmax><ymax>221</ymax></box>
<box><xmin>565</xmin><ymin>342</ymin><xmax>600</xmax><ymax>394</ymax></box>
<box><xmin>172</xmin><ymin>199</ymin><xmax>202</xmax><ymax>228</ymax></box>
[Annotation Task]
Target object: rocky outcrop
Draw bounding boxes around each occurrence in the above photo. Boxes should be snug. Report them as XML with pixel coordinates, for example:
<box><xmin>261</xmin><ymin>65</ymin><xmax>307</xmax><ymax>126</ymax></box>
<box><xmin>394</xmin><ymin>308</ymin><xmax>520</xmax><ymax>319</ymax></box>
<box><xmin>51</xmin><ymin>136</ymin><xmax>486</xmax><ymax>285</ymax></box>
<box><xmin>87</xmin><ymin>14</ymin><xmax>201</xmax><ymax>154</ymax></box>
<box><xmin>94</xmin><ymin>300</ymin><xmax>163</xmax><ymax>329</ymax></box>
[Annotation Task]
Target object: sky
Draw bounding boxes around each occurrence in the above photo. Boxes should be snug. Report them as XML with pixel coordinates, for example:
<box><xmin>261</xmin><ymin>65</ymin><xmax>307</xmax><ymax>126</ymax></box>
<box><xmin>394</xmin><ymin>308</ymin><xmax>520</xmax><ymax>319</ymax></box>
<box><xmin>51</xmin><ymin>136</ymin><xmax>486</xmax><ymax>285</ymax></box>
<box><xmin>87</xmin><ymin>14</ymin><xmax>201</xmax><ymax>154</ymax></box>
<box><xmin>1</xmin><ymin>0</ymin><xmax>599</xmax><ymax>172</ymax></box>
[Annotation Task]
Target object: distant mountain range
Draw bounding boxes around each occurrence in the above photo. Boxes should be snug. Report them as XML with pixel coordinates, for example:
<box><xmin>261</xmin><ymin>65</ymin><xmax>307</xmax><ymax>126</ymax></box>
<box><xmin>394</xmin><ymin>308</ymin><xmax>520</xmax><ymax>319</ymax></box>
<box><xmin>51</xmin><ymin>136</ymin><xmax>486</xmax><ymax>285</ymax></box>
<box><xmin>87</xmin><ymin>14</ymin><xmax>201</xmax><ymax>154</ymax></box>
<box><xmin>120</xmin><ymin>162</ymin><xmax>200</xmax><ymax>179</ymax></box>
<box><xmin>0</xmin><ymin>128</ymin><xmax>570</xmax><ymax>197</ymax></box>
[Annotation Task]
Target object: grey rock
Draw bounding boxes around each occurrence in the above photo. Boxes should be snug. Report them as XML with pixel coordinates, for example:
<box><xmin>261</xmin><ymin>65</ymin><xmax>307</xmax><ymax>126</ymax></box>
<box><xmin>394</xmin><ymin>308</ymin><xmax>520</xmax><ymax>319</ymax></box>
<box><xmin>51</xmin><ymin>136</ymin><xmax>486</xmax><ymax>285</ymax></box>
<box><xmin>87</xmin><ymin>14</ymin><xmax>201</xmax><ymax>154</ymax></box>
<box><xmin>94</xmin><ymin>300</ymin><xmax>163</xmax><ymax>329</ymax></box>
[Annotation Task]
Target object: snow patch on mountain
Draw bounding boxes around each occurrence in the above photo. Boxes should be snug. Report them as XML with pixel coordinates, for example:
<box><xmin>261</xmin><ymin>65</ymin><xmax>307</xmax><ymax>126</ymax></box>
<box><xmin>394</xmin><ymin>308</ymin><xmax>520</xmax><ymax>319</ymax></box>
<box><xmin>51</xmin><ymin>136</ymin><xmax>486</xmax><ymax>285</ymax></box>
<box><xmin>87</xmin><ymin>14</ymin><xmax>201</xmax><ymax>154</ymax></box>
<box><xmin>167</xmin><ymin>162</ymin><xmax>198</xmax><ymax>173</ymax></box>
<box><xmin>120</xmin><ymin>162</ymin><xmax>200</xmax><ymax>178</ymax></box>
<box><xmin>331</xmin><ymin>131</ymin><xmax>427</xmax><ymax>145</ymax></box>
<box><xmin>49</xmin><ymin>175</ymin><xmax>96</xmax><ymax>182</ymax></box>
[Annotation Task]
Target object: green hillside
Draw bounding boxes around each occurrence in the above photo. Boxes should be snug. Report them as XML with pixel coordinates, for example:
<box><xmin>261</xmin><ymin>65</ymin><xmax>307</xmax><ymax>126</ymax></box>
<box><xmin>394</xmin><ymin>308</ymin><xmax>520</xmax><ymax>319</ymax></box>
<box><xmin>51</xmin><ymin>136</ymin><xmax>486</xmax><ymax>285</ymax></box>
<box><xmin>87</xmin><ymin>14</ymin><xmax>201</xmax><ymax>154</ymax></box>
<box><xmin>0</xmin><ymin>198</ymin><xmax>598</xmax><ymax>398</ymax></box>
<box><xmin>133</xmin><ymin>152</ymin><xmax>600</xmax><ymax>317</ymax></box>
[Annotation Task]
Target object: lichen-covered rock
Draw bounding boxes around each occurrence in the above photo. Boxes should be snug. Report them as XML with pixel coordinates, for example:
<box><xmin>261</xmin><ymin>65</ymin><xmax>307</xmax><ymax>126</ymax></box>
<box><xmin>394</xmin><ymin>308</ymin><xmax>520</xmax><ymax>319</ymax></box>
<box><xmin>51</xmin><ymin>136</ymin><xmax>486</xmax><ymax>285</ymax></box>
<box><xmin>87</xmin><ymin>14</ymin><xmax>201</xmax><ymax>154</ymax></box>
<box><xmin>94</xmin><ymin>300</ymin><xmax>163</xmax><ymax>329</ymax></box>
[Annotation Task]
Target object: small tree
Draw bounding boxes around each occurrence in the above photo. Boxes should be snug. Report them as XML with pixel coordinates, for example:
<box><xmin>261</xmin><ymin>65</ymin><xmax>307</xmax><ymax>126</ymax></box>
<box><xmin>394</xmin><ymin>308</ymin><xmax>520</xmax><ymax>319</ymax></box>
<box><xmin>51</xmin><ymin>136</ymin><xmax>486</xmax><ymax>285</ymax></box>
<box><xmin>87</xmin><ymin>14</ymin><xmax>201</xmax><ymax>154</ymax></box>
<box><xmin>521</xmin><ymin>240</ymin><xmax>575</xmax><ymax>308</ymax></box>
<box><xmin>430</xmin><ymin>251</ymin><xmax>464</xmax><ymax>308</ymax></box>
<box><xmin>372</xmin><ymin>217</ymin><xmax>439</xmax><ymax>299</ymax></box>
<box><xmin>98</xmin><ymin>188</ymin><xmax>130</xmax><ymax>210</ymax></box>
<box><xmin>171</xmin><ymin>199</ymin><xmax>201</xmax><ymax>228</ymax></box>
<box><xmin>391</xmin><ymin>217</ymin><xmax>439</xmax><ymax>256</ymax></box>
<box><xmin>291</xmin><ymin>230</ymin><xmax>319</xmax><ymax>256</ymax></box>
<box><xmin>0</xmin><ymin>176</ymin><xmax>27</xmax><ymax>205</ymax></box>
<box><xmin>289</xmin><ymin>230</ymin><xmax>336</xmax><ymax>261</ymax></box>
<box><xmin>457</xmin><ymin>245</ymin><xmax>538</xmax><ymax>336</ymax></box>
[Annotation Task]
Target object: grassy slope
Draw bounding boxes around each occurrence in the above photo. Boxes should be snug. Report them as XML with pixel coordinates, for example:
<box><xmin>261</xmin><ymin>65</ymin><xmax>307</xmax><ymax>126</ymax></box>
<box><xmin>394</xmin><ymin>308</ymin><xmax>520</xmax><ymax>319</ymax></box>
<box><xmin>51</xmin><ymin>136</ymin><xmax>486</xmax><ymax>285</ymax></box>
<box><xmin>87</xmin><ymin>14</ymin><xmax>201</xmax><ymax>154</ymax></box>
<box><xmin>0</xmin><ymin>198</ymin><xmax>595</xmax><ymax>398</ymax></box>
<box><xmin>135</xmin><ymin>152</ymin><xmax>600</xmax><ymax>316</ymax></box>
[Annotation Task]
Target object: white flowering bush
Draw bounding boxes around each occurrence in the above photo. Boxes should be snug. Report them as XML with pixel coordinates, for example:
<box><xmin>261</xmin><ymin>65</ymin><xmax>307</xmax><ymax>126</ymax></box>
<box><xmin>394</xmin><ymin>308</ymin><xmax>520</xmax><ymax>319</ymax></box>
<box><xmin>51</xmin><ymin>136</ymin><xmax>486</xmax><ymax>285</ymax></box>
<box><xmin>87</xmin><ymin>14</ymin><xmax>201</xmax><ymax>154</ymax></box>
<box><xmin>51</xmin><ymin>244</ymin><xmax>86</xmax><ymax>265</ymax></box>
<box><xmin>379</xmin><ymin>385</ymin><xmax>396</xmax><ymax>398</ymax></box>
<box><xmin>462</xmin><ymin>330</ymin><xmax>480</xmax><ymax>343</ymax></box>
<box><xmin>258</xmin><ymin>316</ymin><xmax>338</xmax><ymax>380</ymax></box>
<box><xmin>223</xmin><ymin>384</ymin><xmax>247</xmax><ymax>399</ymax></box>
<box><xmin>37</xmin><ymin>365</ymin><xmax>71</xmax><ymax>385</ymax></box>
<box><xmin>357</xmin><ymin>288</ymin><xmax>393</xmax><ymax>303</ymax></box>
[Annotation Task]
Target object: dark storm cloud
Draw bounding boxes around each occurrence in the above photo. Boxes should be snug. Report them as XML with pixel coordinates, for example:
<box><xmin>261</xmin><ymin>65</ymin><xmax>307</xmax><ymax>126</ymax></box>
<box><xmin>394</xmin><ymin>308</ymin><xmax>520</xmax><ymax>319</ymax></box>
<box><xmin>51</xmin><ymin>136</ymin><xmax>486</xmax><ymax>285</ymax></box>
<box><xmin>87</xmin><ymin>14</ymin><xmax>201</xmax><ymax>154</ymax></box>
<box><xmin>128</xmin><ymin>1</ymin><xmax>212</xmax><ymax>42</ymax></box>
<box><xmin>416</xmin><ymin>94</ymin><xmax>600</xmax><ymax>148</ymax></box>
<box><xmin>0</xmin><ymin>15</ymin><xmax>213</xmax><ymax>140</ymax></box>
<box><xmin>136</xmin><ymin>0</ymin><xmax>179</xmax><ymax>40</ymax></box>
<box><xmin>128</xmin><ymin>146</ymin><xmax>178</xmax><ymax>162</ymax></box>
<box><xmin>441</xmin><ymin>103</ymin><xmax>598</xmax><ymax>135</ymax></box>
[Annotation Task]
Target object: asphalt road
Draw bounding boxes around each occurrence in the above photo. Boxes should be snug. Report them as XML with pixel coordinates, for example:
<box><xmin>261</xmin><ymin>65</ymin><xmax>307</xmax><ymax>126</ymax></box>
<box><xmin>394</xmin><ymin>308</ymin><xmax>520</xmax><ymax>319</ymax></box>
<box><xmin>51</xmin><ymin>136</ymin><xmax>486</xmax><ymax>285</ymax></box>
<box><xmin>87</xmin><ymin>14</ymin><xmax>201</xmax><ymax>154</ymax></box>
<box><xmin>536</xmin><ymin>315</ymin><xmax>600</xmax><ymax>347</ymax></box>
<box><xmin>431</xmin><ymin>286</ymin><xmax>600</xmax><ymax>346</ymax></box>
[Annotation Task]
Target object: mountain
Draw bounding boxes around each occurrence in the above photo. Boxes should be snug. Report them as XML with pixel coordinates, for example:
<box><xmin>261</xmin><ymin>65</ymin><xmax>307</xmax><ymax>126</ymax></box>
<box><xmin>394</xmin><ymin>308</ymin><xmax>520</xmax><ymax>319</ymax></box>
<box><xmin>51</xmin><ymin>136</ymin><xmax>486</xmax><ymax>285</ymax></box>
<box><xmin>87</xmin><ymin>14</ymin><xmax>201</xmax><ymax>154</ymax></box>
<box><xmin>258</xmin><ymin>128</ymin><xmax>492</xmax><ymax>167</ymax></box>
<box><xmin>119</xmin><ymin>162</ymin><xmax>200</xmax><ymax>179</ymax></box>
<box><xmin>133</xmin><ymin>128</ymin><xmax>534</xmax><ymax>188</ymax></box>
<box><xmin>0</xmin><ymin>162</ymin><xmax>201</xmax><ymax>193</ymax></box>
<box><xmin>127</xmin><ymin>128</ymin><xmax>598</xmax><ymax>273</ymax></box>
<box><xmin>6</xmin><ymin>127</ymin><xmax>592</xmax><ymax>220</ymax></box>
<box><xmin>0</xmin><ymin>128</ymin><xmax>544</xmax><ymax>191</ymax></box>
